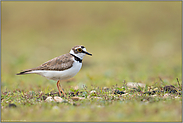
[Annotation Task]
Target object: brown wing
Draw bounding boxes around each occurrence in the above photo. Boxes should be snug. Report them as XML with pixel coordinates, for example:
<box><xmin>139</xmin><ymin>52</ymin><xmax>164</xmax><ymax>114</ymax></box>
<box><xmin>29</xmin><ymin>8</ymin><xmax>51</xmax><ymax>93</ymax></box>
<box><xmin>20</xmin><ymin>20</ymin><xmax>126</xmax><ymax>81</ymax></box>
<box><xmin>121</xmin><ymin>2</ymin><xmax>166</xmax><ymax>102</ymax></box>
<box><xmin>32</xmin><ymin>53</ymin><xmax>74</xmax><ymax>71</ymax></box>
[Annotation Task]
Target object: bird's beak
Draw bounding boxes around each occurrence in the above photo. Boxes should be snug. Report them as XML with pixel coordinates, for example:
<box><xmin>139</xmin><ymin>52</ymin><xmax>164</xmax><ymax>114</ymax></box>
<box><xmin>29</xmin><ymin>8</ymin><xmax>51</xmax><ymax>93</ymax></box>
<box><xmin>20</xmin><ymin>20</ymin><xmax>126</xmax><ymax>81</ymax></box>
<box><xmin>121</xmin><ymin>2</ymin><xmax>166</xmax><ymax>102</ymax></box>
<box><xmin>82</xmin><ymin>50</ymin><xmax>92</xmax><ymax>56</ymax></box>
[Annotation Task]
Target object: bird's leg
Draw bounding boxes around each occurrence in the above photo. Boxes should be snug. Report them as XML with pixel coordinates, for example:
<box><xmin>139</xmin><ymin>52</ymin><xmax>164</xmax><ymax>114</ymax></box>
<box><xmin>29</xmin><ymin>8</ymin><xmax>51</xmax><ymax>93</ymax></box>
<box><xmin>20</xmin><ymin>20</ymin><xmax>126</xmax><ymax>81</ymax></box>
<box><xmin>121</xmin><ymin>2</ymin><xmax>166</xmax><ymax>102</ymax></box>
<box><xmin>56</xmin><ymin>80</ymin><xmax>62</xmax><ymax>97</ymax></box>
<box><xmin>59</xmin><ymin>84</ymin><xmax>67</xmax><ymax>98</ymax></box>
<box><xmin>56</xmin><ymin>80</ymin><xmax>67</xmax><ymax>98</ymax></box>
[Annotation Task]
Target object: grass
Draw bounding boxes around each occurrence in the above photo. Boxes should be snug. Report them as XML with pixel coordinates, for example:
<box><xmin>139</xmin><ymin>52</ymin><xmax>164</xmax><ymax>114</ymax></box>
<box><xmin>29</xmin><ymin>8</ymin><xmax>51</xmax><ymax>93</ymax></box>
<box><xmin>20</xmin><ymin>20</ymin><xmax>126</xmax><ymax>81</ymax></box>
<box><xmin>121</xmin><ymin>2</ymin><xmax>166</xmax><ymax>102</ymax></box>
<box><xmin>1</xmin><ymin>82</ymin><xmax>182</xmax><ymax>122</ymax></box>
<box><xmin>1</xmin><ymin>1</ymin><xmax>182</xmax><ymax>122</ymax></box>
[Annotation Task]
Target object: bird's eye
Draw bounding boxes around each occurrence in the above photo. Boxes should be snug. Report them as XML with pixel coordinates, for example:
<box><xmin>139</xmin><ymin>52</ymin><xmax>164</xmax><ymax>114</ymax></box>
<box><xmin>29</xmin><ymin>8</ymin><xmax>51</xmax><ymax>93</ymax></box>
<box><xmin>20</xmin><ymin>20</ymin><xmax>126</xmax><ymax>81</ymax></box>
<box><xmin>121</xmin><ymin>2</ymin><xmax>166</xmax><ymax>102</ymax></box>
<box><xmin>77</xmin><ymin>48</ymin><xmax>82</xmax><ymax>52</ymax></box>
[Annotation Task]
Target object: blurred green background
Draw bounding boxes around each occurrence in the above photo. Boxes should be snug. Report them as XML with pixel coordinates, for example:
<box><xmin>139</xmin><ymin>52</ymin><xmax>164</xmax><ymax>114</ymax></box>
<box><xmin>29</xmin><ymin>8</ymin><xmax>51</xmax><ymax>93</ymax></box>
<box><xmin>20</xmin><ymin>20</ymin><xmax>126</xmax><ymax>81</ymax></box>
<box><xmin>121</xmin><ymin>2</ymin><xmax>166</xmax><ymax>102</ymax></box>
<box><xmin>2</xmin><ymin>1</ymin><xmax>181</xmax><ymax>90</ymax></box>
<box><xmin>1</xmin><ymin>1</ymin><xmax>182</xmax><ymax>122</ymax></box>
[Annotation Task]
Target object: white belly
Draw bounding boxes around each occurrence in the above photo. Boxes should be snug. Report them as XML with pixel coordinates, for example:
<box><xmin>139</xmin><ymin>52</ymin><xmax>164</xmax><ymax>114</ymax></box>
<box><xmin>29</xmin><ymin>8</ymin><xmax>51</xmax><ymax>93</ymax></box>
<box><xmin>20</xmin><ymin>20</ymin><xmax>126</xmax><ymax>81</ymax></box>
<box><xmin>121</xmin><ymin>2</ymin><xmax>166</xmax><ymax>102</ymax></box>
<box><xmin>29</xmin><ymin>61</ymin><xmax>82</xmax><ymax>81</ymax></box>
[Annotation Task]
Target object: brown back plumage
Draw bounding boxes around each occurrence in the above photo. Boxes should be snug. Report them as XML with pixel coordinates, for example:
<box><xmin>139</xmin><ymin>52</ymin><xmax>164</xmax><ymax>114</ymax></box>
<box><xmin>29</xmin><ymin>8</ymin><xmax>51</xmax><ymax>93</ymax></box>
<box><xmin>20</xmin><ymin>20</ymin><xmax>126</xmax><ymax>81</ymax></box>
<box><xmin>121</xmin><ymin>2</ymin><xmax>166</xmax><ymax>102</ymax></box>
<box><xmin>17</xmin><ymin>53</ymin><xmax>74</xmax><ymax>75</ymax></box>
<box><xmin>33</xmin><ymin>53</ymin><xmax>74</xmax><ymax>71</ymax></box>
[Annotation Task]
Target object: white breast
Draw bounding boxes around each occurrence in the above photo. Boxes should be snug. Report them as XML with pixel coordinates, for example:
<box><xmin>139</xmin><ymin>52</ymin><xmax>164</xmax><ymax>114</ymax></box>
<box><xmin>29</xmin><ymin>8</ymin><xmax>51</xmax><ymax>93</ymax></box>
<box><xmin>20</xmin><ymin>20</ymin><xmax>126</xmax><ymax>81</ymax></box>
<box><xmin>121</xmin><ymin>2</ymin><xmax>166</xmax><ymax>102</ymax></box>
<box><xmin>29</xmin><ymin>61</ymin><xmax>82</xmax><ymax>81</ymax></box>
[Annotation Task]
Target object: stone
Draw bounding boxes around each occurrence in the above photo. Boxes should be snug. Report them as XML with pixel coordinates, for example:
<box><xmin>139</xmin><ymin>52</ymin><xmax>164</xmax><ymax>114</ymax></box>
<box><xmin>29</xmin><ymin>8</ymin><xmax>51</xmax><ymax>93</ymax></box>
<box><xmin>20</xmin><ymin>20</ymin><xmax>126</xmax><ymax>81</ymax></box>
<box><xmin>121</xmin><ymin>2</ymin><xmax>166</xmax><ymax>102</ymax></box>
<box><xmin>45</xmin><ymin>96</ymin><xmax>54</xmax><ymax>102</ymax></box>
<box><xmin>90</xmin><ymin>90</ymin><xmax>96</xmax><ymax>94</ymax></box>
<box><xmin>71</xmin><ymin>96</ymin><xmax>85</xmax><ymax>101</ymax></box>
<box><xmin>127</xmin><ymin>82</ymin><xmax>146</xmax><ymax>88</ymax></box>
<box><xmin>53</xmin><ymin>96</ymin><xmax>64</xmax><ymax>103</ymax></box>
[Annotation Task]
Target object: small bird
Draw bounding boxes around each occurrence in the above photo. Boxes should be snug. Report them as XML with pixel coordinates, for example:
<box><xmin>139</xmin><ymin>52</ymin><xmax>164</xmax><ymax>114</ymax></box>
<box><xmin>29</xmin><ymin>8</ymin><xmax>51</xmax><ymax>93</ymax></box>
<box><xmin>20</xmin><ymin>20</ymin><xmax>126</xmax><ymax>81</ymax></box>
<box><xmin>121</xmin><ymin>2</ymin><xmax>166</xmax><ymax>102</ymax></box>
<box><xmin>16</xmin><ymin>45</ymin><xmax>92</xmax><ymax>98</ymax></box>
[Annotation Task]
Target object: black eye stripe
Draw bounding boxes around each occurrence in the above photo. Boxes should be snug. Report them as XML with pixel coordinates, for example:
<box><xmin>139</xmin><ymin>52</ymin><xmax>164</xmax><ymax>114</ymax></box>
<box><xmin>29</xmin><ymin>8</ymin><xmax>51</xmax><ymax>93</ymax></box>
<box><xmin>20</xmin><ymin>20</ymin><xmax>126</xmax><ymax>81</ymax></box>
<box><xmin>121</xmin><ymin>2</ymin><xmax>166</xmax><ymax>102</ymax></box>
<box><xmin>81</xmin><ymin>46</ymin><xmax>85</xmax><ymax>48</ymax></box>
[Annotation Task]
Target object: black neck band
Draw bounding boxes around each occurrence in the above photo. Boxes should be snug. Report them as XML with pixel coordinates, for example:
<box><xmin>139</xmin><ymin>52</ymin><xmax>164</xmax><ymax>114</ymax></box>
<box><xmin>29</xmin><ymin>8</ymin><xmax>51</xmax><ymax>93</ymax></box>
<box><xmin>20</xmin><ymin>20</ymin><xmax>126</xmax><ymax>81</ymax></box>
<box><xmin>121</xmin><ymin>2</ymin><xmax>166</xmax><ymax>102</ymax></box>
<box><xmin>70</xmin><ymin>53</ymin><xmax>82</xmax><ymax>63</ymax></box>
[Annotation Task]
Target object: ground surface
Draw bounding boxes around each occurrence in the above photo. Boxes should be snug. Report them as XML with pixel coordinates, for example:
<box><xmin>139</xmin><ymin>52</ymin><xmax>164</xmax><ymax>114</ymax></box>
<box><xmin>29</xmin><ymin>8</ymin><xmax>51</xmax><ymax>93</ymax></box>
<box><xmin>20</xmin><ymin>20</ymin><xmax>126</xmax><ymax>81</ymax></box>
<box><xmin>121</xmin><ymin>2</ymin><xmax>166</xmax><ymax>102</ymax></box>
<box><xmin>1</xmin><ymin>1</ymin><xmax>182</xmax><ymax>122</ymax></box>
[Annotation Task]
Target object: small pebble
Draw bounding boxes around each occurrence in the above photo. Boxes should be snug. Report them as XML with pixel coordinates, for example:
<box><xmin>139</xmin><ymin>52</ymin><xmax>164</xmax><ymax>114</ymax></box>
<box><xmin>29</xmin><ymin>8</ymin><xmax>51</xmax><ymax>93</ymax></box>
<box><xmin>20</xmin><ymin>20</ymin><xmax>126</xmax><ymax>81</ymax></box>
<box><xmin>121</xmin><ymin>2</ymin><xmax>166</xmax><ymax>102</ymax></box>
<box><xmin>54</xmin><ymin>96</ymin><xmax>64</xmax><ymax>103</ymax></box>
<box><xmin>93</xmin><ymin>97</ymin><xmax>102</xmax><ymax>99</ymax></box>
<box><xmin>127</xmin><ymin>82</ymin><xmax>146</xmax><ymax>88</ymax></box>
<box><xmin>175</xmin><ymin>96</ymin><xmax>180</xmax><ymax>99</ymax></box>
<box><xmin>90</xmin><ymin>90</ymin><xmax>96</xmax><ymax>94</ymax></box>
<box><xmin>163</xmin><ymin>93</ymin><xmax>171</xmax><ymax>98</ymax></box>
<box><xmin>122</xmin><ymin>93</ymin><xmax>129</xmax><ymax>96</ymax></box>
<box><xmin>71</xmin><ymin>96</ymin><xmax>85</xmax><ymax>101</ymax></box>
<box><xmin>103</xmin><ymin>87</ymin><xmax>110</xmax><ymax>91</ymax></box>
<box><xmin>150</xmin><ymin>94</ymin><xmax>157</xmax><ymax>97</ymax></box>
<box><xmin>45</xmin><ymin>96</ymin><xmax>54</xmax><ymax>102</ymax></box>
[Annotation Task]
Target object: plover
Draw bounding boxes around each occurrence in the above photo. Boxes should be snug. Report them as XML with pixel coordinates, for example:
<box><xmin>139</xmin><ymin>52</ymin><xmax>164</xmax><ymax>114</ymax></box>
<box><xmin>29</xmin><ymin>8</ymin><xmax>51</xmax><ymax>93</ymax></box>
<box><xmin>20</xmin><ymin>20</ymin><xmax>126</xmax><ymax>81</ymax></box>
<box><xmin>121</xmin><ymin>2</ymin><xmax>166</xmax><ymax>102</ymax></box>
<box><xmin>16</xmin><ymin>45</ymin><xmax>92</xmax><ymax>97</ymax></box>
